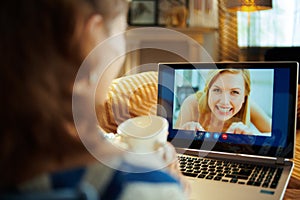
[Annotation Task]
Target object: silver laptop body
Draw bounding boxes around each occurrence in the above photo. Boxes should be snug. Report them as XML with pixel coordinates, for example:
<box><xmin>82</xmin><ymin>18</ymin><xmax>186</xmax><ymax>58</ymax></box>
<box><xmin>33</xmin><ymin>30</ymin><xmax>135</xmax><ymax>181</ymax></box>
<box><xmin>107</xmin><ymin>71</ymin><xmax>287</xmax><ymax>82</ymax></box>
<box><xmin>157</xmin><ymin>62</ymin><xmax>298</xmax><ymax>200</ymax></box>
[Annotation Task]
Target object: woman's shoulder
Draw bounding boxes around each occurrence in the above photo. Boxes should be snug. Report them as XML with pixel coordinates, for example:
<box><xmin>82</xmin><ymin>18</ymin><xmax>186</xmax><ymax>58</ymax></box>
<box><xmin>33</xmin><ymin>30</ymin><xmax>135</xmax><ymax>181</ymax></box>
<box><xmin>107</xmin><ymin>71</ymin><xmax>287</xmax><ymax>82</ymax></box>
<box><xmin>181</xmin><ymin>92</ymin><xmax>203</xmax><ymax>108</ymax></box>
<box><xmin>15</xmin><ymin>160</ymin><xmax>185</xmax><ymax>200</ymax></box>
<box><xmin>110</xmin><ymin>173</ymin><xmax>185</xmax><ymax>200</ymax></box>
<box><xmin>100</xmin><ymin>162</ymin><xmax>185</xmax><ymax>200</ymax></box>
<box><xmin>184</xmin><ymin>92</ymin><xmax>200</xmax><ymax>103</ymax></box>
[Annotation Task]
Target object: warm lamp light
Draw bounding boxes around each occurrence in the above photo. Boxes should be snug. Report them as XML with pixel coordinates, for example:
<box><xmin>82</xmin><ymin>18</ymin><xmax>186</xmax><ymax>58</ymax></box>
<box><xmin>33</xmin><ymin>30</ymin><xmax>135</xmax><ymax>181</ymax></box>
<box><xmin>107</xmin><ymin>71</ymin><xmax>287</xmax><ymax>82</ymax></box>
<box><xmin>226</xmin><ymin>0</ymin><xmax>272</xmax><ymax>12</ymax></box>
<box><xmin>224</xmin><ymin>0</ymin><xmax>272</xmax><ymax>60</ymax></box>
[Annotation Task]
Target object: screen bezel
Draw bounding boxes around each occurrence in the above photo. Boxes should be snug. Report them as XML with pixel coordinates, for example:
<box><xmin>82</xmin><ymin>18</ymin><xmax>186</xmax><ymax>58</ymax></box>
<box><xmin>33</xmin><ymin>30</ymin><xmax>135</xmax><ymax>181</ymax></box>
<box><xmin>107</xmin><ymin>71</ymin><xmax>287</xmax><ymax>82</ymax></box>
<box><xmin>157</xmin><ymin>62</ymin><xmax>298</xmax><ymax>158</ymax></box>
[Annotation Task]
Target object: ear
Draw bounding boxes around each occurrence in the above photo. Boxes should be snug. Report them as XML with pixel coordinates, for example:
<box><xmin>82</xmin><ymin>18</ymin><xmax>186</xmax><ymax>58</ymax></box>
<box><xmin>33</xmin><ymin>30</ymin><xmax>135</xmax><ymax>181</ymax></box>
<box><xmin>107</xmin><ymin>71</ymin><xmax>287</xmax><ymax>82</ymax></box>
<box><xmin>87</xmin><ymin>14</ymin><xmax>103</xmax><ymax>32</ymax></box>
<box><xmin>84</xmin><ymin>14</ymin><xmax>105</xmax><ymax>44</ymax></box>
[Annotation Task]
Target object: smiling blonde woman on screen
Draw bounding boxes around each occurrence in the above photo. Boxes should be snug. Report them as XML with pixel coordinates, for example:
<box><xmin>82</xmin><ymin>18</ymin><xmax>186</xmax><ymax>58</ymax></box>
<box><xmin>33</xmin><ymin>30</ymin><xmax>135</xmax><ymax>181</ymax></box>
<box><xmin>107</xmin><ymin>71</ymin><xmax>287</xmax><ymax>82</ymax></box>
<box><xmin>175</xmin><ymin>69</ymin><xmax>271</xmax><ymax>135</ymax></box>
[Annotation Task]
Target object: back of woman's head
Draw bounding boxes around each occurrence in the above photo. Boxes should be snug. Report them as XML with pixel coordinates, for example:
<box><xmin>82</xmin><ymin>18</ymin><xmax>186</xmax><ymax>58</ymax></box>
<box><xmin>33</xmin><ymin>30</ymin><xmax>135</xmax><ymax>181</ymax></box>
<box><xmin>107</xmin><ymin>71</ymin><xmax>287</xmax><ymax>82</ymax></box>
<box><xmin>0</xmin><ymin>0</ymin><xmax>128</xmax><ymax>188</ymax></box>
<box><xmin>1</xmin><ymin>0</ymin><xmax>128</xmax><ymax>65</ymax></box>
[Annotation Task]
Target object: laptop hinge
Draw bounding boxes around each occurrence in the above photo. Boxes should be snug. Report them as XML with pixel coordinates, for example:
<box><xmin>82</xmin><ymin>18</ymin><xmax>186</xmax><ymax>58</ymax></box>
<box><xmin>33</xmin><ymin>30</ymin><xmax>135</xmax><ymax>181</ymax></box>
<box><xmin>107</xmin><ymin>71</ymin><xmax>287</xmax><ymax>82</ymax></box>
<box><xmin>275</xmin><ymin>157</ymin><xmax>285</xmax><ymax>165</ymax></box>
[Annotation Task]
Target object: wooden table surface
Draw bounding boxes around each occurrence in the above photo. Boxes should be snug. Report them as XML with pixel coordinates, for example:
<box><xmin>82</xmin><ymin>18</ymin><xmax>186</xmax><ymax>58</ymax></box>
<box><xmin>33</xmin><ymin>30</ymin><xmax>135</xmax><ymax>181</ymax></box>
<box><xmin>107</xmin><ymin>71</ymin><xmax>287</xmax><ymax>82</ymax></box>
<box><xmin>284</xmin><ymin>130</ymin><xmax>300</xmax><ymax>200</ymax></box>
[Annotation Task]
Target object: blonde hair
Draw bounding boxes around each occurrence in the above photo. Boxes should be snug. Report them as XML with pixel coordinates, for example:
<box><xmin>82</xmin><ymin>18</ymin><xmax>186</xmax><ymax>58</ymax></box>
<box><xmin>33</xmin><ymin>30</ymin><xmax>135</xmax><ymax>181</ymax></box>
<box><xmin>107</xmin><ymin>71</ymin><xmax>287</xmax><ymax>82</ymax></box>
<box><xmin>198</xmin><ymin>69</ymin><xmax>251</xmax><ymax>130</ymax></box>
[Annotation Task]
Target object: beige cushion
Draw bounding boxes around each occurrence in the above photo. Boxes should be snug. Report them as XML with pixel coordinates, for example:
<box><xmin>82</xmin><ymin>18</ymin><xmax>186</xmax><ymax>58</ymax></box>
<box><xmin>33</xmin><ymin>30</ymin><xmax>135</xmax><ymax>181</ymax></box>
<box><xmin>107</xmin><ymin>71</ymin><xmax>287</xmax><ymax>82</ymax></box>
<box><xmin>97</xmin><ymin>71</ymin><xmax>158</xmax><ymax>133</ymax></box>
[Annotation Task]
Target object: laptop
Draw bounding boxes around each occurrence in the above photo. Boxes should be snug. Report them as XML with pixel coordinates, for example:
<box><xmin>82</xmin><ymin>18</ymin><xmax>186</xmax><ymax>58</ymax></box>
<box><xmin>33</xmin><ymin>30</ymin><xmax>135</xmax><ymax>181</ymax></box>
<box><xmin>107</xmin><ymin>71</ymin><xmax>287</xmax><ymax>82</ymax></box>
<box><xmin>156</xmin><ymin>62</ymin><xmax>298</xmax><ymax>200</ymax></box>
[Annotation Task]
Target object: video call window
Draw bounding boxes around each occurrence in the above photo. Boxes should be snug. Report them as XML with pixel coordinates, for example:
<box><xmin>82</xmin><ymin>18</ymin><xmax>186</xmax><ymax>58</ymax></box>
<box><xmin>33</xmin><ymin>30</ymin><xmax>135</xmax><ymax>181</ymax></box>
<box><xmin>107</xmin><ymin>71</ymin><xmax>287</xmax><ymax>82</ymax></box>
<box><xmin>173</xmin><ymin>69</ymin><xmax>274</xmax><ymax>137</ymax></box>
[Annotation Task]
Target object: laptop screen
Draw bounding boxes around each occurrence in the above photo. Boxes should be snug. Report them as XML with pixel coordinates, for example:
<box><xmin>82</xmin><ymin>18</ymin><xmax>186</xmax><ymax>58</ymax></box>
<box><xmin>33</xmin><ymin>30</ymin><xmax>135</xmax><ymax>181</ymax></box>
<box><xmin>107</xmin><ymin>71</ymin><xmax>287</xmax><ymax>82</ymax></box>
<box><xmin>157</xmin><ymin>62</ymin><xmax>298</xmax><ymax>158</ymax></box>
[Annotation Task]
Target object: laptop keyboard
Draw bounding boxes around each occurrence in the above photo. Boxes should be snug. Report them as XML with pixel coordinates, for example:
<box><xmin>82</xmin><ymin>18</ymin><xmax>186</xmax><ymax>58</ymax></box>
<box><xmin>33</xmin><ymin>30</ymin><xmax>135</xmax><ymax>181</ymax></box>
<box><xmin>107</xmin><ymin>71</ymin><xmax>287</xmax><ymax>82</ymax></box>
<box><xmin>178</xmin><ymin>155</ymin><xmax>283</xmax><ymax>189</ymax></box>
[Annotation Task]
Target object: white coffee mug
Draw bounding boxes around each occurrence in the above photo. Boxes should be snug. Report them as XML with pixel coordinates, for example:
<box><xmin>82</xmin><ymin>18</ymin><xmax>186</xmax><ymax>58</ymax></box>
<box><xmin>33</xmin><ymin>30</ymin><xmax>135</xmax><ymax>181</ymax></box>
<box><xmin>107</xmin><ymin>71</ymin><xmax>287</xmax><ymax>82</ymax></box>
<box><xmin>116</xmin><ymin>115</ymin><xmax>169</xmax><ymax>153</ymax></box>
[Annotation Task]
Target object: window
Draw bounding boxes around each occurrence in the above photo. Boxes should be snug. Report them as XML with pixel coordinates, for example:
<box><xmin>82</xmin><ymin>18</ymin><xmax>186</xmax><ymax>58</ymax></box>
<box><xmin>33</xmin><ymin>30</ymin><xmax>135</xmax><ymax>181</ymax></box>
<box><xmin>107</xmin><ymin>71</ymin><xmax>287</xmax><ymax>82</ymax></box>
<box><xmin>237</xmin><ymin>0</ymin><xmax>300</xmax><ymax>47</ymax></box>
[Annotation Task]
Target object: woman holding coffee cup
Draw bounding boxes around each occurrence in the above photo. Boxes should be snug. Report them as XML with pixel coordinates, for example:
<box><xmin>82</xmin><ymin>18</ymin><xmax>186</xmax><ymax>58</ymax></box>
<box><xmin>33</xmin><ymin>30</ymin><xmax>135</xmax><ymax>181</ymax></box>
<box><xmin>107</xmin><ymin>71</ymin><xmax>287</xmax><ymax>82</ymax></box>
<box><xmin>0</xmin><ymin>0</ymin><xmax>189</xmax><ymax>199</ymax></box>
